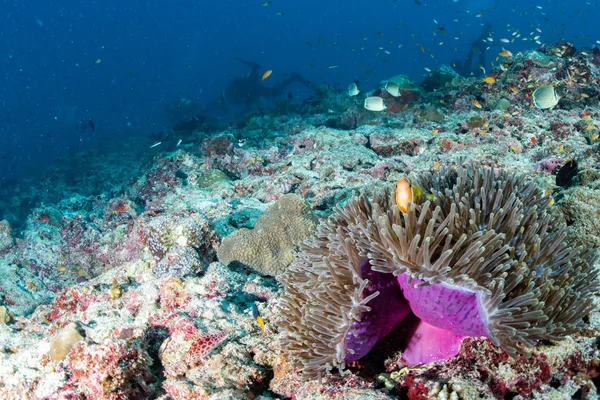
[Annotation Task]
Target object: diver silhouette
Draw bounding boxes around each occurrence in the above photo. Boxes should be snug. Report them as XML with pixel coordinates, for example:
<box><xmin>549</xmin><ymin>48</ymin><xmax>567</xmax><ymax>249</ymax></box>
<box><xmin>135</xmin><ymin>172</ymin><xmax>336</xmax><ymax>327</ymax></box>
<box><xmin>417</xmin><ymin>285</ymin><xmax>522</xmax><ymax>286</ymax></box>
<box><xmin>453</xmin><ymin>23</ymin><xmax>493</xmax><ymax>77</ymax></box>
<box><xmin>223</xmin><ymin>57</ymin><xmax>315</xmax><ymax>109</ymax></box>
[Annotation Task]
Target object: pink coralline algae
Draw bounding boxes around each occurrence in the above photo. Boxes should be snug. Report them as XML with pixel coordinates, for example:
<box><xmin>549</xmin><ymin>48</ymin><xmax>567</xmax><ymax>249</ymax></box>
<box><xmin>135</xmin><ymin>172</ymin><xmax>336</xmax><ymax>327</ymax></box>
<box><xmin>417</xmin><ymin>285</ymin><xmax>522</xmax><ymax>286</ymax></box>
<box><xmin>184</xmin><ymin>331</ymin><xmax>229</xmax><ymax>367</ymax></box>
<box><xmin>279</xmin><ymin>165</ymin><xmax>599</xmax><ymax>377</ymax></box>
<box><xmin>66</xmin><ymin>338</ymin><xmax>155</xmax><ymax>400</ymax></box>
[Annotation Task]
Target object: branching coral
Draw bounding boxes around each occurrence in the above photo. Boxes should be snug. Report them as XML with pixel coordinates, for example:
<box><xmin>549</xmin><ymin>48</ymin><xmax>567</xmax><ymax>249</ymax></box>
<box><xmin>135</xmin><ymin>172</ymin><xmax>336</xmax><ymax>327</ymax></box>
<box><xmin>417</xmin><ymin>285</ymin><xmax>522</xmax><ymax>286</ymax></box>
<box><xmin>279</xmin><ymin>165</ymin><xmax>599</xmax><ymax>378</ymax></box>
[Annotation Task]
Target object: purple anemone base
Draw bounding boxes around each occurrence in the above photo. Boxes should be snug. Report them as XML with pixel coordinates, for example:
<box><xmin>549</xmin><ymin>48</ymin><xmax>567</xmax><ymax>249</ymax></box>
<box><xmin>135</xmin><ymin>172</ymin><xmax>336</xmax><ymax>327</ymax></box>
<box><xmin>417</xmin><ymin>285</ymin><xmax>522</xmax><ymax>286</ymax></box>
<box><xmin>344</xmin><ymin>259</ymin><xmax>411</xmax><ymax>362</ymax></box>
<box><xmin>345</xmin><ymin>260</ymin><xmax>490</xmax><ymax>365</ymax></box>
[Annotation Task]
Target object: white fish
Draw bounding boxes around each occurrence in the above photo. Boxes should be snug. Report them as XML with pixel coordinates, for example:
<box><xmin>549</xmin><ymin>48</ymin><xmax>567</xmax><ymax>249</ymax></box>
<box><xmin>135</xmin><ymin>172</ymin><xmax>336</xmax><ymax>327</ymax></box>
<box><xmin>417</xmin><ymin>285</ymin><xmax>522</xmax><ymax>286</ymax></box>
<box><xmin>150</xmin><ymin>141</ymin><xmax>162</xmax><ymax>148</ymax></box>
<box><xmin>364</xmin><ymin>96</ymin><xmax>387</xmax><ymax>112</ymax></box>
<box><xmin>532</xmin><ymin>85</ymin><xmax>560</xmax><ymax>110</ymax></box>
<box><xmin>500</xmin><ymin>38</ymin><xmax>510</xmax><ymax>43</ymax></box>
<box><xmin>177</xmin><ymin>139</ymin><xmax>182</xmax><ymax>147</ymax></box>
<box><xmin>348</xmin><ymin>82</ymin><xmax>360</xmax><ymax>97</ymax></box>
<box><xmin>384</xmin><ymin>81</ymin><xmax>401</xmax><ymax>97</ymax></box>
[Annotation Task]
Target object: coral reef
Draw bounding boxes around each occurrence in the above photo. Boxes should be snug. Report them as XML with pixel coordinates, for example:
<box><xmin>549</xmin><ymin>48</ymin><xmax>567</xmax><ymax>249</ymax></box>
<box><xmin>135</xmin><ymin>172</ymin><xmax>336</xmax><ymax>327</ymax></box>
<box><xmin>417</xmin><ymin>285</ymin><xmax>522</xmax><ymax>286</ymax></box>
<box><xmin>66</xmin><ymin>338</ymin><xmax>155</xmax><ymax>399</ymax></box>
<box><xmin>2</xmin><ymin>40</ymin><xmax>600</xmax><ymax>399</ymax></box>
<box><xmin>0</xmin><ymin>220</ymin><xmax>13</xmax><ymax>254</ymax></box>
<box><xmin>138</xmin><ymin>210</ymin><xmax>219</xmax><ymax>277</ymax></box>
<box><xmin>218</xmin><ymin>194</ymin><xmax>317</xmax><ymax>276</ymax></box>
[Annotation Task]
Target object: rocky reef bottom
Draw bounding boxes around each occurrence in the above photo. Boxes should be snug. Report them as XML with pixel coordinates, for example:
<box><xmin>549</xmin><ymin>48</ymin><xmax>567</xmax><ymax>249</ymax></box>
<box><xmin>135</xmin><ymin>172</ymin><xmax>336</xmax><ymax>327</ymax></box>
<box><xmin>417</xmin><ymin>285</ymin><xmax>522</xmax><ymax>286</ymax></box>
<box><xmin>2</xmin><ymin>44</ymin><xmax>600</xmax><ymax>399</ymax></box>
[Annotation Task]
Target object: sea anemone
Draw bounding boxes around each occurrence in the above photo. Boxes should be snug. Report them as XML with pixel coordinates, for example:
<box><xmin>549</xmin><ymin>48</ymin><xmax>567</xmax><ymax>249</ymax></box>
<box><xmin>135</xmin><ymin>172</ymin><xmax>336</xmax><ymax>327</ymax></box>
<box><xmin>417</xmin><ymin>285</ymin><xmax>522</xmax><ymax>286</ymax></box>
<box><xmin>279</xmin><ymin>165</ymin><xmax>599</xmax><ymax>378</ymax></box>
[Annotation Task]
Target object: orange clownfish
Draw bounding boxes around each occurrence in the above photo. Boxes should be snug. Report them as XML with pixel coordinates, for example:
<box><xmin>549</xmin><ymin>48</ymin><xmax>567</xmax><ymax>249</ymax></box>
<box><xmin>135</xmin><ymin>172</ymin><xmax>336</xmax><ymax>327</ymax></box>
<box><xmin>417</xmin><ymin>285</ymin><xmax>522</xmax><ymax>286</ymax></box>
<box><xmin>395</xmin><ymin>176</ymin><xmax>426</xmax><ymax>213</ymax></box>
<box><xmin>261</xmin><ymin>69</ymin><xmax>273</xmax><ymax>81</ymax></box>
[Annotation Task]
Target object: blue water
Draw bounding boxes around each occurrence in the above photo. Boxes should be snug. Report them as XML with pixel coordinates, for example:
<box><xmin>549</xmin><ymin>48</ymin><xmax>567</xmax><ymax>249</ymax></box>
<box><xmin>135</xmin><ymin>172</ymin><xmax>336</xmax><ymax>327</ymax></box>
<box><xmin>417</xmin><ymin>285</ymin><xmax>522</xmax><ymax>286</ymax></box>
<box><xmin>0</xmin><ymin>0</ymin><xmax>598</xmax><ymax>188</ymax></box>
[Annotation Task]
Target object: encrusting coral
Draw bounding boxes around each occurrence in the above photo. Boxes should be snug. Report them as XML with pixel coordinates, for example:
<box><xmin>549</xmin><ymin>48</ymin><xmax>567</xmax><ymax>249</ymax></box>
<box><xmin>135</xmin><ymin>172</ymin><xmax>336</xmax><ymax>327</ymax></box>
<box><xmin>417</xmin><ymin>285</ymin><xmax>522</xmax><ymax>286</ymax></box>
<box><xmin>139</xmin><ymin>210</ymin><xmax>219</xmax><ymax>277</ymax></box>
<box><xmin>218</xmin><ymin>194</ymin><xmax>318</xmax><ymax>276</ymax></box>
<box><xmin>279</xmin><ymin>165</ymin><xmax>600</xmax><ymax>378</ymax></box>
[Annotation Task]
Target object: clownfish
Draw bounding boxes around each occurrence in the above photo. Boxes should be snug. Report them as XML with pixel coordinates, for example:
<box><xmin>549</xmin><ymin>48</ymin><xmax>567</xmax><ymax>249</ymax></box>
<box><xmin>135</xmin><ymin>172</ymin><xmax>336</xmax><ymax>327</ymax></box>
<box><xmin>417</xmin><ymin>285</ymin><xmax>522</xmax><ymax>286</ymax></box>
<box><xmin>395</xmin><ymin>176</ymin><xmax>428</xmax><ymax>213</ymax></box>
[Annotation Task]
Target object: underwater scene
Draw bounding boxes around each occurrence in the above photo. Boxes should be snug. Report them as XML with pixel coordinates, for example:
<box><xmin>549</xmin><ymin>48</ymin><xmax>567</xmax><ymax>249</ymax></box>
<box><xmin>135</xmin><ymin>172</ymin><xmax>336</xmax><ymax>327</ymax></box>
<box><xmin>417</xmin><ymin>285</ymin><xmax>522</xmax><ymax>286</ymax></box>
<box><xmin>3</xmin><ymin>0</ymin><xmax>600</xmax><ymax>399</ymax></box>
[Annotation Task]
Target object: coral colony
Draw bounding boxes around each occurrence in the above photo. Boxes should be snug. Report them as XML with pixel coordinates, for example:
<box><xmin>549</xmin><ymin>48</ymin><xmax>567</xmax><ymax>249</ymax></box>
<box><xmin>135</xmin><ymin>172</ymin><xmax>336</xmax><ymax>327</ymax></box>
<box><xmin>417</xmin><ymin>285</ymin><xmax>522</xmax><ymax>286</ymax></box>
<box><xmin>2</xmin><ymin>42</ymin><xmax>600</xmax><ymax>399</ymax></box>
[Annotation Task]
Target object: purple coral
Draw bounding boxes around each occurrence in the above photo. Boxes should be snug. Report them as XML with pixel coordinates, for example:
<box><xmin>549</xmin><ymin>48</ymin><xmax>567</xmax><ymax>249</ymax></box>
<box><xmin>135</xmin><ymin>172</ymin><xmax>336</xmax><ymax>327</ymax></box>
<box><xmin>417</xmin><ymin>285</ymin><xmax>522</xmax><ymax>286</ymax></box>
<box><xmin>279</xmin><ymin>165</ymin><xmax>599</xmax><ymax>377</ymax></box>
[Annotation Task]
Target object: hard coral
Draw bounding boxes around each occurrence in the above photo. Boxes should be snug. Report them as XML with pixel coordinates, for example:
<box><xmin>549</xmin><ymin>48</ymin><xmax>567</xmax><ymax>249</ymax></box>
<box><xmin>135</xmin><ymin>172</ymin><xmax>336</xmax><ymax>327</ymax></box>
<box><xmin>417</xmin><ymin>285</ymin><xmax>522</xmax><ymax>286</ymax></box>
<box><xmin>139</xmin><ymin>210</ymin><xmax>219</xmax><ymax>277</ymax></box>
<box><xmin>217</xmin><ymin>194</ymin><xmax>317</xmax><ymax>276</ymax></box>
<box><xmin>279</xmin><ymin>165</ymin><xmax>599</xmax><ymax>378</ymax></box>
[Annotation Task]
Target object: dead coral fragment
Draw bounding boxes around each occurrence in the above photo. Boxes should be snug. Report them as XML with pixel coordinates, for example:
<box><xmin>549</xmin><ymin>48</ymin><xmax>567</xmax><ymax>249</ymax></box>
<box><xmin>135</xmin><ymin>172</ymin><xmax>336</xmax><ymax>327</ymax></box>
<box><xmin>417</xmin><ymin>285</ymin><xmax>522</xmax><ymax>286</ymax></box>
<box><xmin>279</xmin><ymin>165</ymin><xmax>599</xmax><ymax>378</ymax></box>
<box><xmin>49</xmin><ymin>322</ymin><xmax>85</xmax><ymax>362</ymax></box>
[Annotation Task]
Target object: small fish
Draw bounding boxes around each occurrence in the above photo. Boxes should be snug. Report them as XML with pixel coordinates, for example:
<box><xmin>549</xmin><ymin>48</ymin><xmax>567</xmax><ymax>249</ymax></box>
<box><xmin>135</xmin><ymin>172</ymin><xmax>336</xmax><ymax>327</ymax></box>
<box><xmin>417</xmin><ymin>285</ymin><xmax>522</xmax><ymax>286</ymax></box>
<box><xmin>556</xmin><ymin>159</ymin><xmax>578</xmax><ymax>187</ymax></box>
<box><xmin>395</xmin><ymin>176</ymin><xmax>426</xmax><ymax>214</ymax></box>
<box><xmin>94</xmin><ymin>58</ymin><xmax>102</xmax><ymax>64</ymax></box>
<box><xmin>384</xmin><ymin>81</ymin><xmax>401</xmax><ymax>97</ymax></box>
<box><xmin>177</xmin><ymin>139</ymin><xmax>182</xmax><ymax>147</ymax></box>
<box><xmin>497</xmin><ymin>48</ymin><xmax>513</xmax><ymax>57</ymax></box>
<box><xmin>500</xmin><ymin>38</ymin><xmax>510</xmax><ymax>43</ymax></box>
<box><xmin>347</xmin><ymin>82</ymin><xmax>360</xmax><ymax>96</ymax></box>
<box><xmin>482</xmin><ymin>75</ymin><xmax>496</xmax><ymax>84</ymax></box>
<box><xmin>262</xmin><ymin>1</ymin><xmax>271</xmax><ymax>5</ymax></box>
<box><xmin>532</xmin><ymin>85</ymin><xmax>560</xmax><ymax>109</ymax></box>
<box><xmin>150</xmin><ymin>141</ymin><xmax>162</xmax><ymax>148</ymax></box>
<box><xmin>252</xmin><ymin>303</ymin><xmax>265</xmax><ymax>333</ymax></box>
<box><xmin>275</xmin><ymin>11</ymin><xmax>284</xmax><ymax>16</ymax></box>
<box><xmin>364</xmin><ymin>96</ymin><xmax>386</xmax><ymax>112</ymax></box>
<box><xmin>472</xmin><ymin>99</ymin><xmax>483</xmax><ymax>108</ymax></box>
<box><xmin>261</xmin><ymin>69</ymin><xmax>273</xmax><ymax>81</ymax></box>
<box><xmin>88</xmin><ymin>119</ymin><xmax>95</xmax><ymax>132</ymax></box>
<box><xmin>327</xmin><ymin>64</ymin><xmax>339</xmax><ymax>69</ymax></box>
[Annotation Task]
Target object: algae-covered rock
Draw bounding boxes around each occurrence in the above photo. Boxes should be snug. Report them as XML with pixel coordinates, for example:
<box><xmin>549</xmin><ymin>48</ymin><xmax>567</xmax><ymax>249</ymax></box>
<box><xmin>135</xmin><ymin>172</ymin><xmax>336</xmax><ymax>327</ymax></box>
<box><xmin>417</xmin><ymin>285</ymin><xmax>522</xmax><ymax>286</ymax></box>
<box><xmin>420</xmin><ymin>106</ymin><xmax>445</xmax><ymax>122</ymax></box>
<box><xmin>494</xmin><ymin>98</ymin><xmax>511</xmax><ymax>111</ymax></box>
<box><xmin>198</xmin><ymin>169</ymin><xmax>229</xmax><ymax>187</ymax></box>
<box><xmin>0</xmin><ymin>220</ymin><xmax>13</xmax><ymax>254</ymax></box>
<box><xmin>421</xmin><ymin>64</ymin><xmax>459</xmax><ymax>92</ymax></box>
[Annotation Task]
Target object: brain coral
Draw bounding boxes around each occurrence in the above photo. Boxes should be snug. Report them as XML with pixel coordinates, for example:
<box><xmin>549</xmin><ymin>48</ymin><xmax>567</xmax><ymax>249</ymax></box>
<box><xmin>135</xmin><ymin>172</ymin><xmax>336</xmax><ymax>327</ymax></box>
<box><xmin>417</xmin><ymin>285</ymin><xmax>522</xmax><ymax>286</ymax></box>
<box><xmin>217</xmin><ymin>194</ymin><xmax>317</xmax><ymax>276</ymax></box>
<box><xmin>279</xmin><ymin>165</ymin><xmax>599</xmax><ymax>378</ymax></box>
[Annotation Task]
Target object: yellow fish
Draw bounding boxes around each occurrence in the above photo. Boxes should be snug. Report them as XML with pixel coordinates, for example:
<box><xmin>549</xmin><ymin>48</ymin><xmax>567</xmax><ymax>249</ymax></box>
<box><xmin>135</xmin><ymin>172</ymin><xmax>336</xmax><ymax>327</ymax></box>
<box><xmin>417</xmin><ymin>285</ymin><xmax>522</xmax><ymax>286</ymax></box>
<box><xmin>497</xmin><ymin>47</ymin><xmax>513</xmax><ymax>57</ymax></box>
<box><xmin>482</xmin><ymin>75</ymin><xmax>496</xmax><ymax>84</ymax></box>
<box><xmin>261</xmin><ymin>69</ymin><xmax>273</xmax><ymax>81</ymax></box>
<box><xmin>252</xmin><ymin>303</ymin><xmax>265</xmax><ymax>333</ymax></box>
<box><xmin>395</xmin><ymin>176</ymin><xmax>425</xmax><ymax>213</ymax></box>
